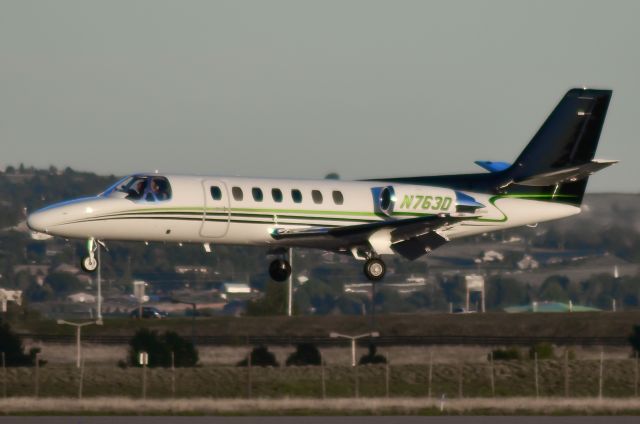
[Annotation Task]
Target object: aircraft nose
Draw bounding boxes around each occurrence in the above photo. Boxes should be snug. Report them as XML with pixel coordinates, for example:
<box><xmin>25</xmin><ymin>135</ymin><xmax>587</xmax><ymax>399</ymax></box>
<box><xmin>27</xmin><ymin>210</ymin><xmax>54</xmax><ymax>233</ymax></box>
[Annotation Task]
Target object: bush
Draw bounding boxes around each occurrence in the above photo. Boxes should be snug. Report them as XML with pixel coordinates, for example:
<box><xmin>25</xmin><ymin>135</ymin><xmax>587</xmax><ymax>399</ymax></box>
<box><xmin>163</xmin><ymin>331</ymin><xmax>199</xmax><ymax>367</ymax></box>
<box><xmin>490</xmin><ymin>348</ymin><xmax>521</xmax><ymax>361</ymax></box>
<box><xmin>127</xmin><ymin>328</ymin><xmax>198</xmax><ymax>368</ymax></box>
<box><xmin>529</xmin><ymin>342</ymin><xmax>555</xmax><ymax>360</ymax></box>
<box><xmin>359</xmin><ymin>344</ymin><xmax>387</xmax><ymax>365</ymax></box>
<box><xmin>237</xmin><ymin>345</ymin><xmax>279</xmax><ymax>367</ymax></box>
<box><xmin>629</xmin><ymin>325</ymin><xmax>640</xmax><ymax>355</ymax></box>
<box><xmin>286</xmin><ymin>343</ymin><xmax>322</xmax><ymax>366</ymax></box>
<box><xmin>0</xmin><ymin>320</ymin><xmax>43</xmax><ymax>367</ymax></box>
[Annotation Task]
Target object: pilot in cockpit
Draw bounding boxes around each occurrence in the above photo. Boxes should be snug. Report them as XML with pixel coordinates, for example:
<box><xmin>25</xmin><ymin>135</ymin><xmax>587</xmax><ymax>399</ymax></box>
<box><xmin>126</xmin><ymin>179</ymin><xmax>147</xmax><ymax>200</ymax></box>
<box><xmin>151</xmin><ymin>178</ymin><xmax>169</xmax><ymax>201</ymax></box>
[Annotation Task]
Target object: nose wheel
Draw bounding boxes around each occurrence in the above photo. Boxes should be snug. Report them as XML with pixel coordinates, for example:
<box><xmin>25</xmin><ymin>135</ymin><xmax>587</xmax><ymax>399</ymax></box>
<box><xmin>364</xmin><ymin>257</ymin><xmax>386</xmax><ymax>281</ymax></box>
<box><xmin>80</xmin><ymin>238</ymin><xmax>99</xmax><ymax>273</ymax></box>
<box><xmin>269</xmin><ymin>259</ymin><xmax>291</xmax><ymax>282</ymax></box>
<box><xmin>81</xmin><ymin>255</ymin><xmax>98</xmax><ymax>273</ymax></box>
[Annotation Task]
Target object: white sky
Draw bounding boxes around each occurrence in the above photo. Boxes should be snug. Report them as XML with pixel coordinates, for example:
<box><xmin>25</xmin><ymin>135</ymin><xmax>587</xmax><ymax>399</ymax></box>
<box><xmin>1</xmin><ymin>0</ymin><xmax>638</xmax><ymax>191</ymax></box>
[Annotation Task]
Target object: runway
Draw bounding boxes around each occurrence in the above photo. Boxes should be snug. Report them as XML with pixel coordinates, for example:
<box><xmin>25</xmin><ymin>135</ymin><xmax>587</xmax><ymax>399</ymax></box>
<box><xmin>0</xmin><ymin>417</ymin><xmax>637</xmax><ymax>424</ymax></box>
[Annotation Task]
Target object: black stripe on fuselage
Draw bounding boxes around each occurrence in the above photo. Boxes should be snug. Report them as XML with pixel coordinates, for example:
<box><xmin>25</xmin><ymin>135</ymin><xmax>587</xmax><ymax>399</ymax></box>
<box><xmin>84</xmin><ymin>210</ymin><xmax>377</xmax><ymax>224</ymax></box>
<box><xmin>63</xmin><ymin>211</ymin><xmax>379</xmax><ymax>226</ymax></box>
<box><xmin>60</xmin><ymin>215</ymin><xmax>341</xmax><ymax>228</ymax></box>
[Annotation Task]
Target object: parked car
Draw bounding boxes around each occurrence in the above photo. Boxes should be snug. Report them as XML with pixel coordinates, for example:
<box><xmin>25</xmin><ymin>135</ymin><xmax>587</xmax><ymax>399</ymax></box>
<box><xmin>129</xmin><ymin>306</ymin><xmax>168</xmax><ymax>319</ymax></box>
<box><xmin>452</xmin><ymin>307</ymin><xmax>477</xmax><ymax>314</ymax></box>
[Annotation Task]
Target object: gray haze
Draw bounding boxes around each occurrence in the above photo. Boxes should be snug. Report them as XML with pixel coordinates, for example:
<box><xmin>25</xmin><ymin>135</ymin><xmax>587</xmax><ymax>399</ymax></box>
<box><xmin>1</xmin><ymin>0</ymin><xmax>638</xmax><ymax>192</ymax></box>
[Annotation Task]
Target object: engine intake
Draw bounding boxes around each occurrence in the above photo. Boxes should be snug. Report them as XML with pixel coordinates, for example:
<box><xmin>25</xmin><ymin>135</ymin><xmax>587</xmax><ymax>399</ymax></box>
<box><xmin>373</xmin><ymin>186</ymin><xmax>396</xmax><ymax>216</ymax></box>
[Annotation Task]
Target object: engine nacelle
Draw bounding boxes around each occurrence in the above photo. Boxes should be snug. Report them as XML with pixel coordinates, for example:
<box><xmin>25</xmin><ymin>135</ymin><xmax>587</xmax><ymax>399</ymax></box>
<box><xmin>372</xmin><ymin>185</ymin><xmax>485</xmax><ymax>217</ymax></box>
<box><xmin>373</xmin><ymin>185</ymin><xmax>457</xmax><ymax>216</ymax></box>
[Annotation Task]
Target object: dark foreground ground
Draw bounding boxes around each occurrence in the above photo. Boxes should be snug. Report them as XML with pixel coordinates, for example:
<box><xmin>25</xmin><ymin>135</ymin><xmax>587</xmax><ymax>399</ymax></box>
<box><xmin>9</xmin><ymin>311</ymin><xmax>640</xmax><ymax>346</ymax></box>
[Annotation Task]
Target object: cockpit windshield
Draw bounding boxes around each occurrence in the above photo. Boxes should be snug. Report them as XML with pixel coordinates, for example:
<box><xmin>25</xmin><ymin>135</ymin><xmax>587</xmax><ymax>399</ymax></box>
<box><xmin>101</xmin><ymin>175</ymin><xmax>172</xmax><ymax>202</ymax></box>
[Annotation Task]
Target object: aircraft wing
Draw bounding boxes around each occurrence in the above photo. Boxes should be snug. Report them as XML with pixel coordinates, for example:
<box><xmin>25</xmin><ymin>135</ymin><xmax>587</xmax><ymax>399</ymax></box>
<box><xmin>270</xmin><ymin>213</ymin><xmax>476</xmax><ymax>260</ymax></box>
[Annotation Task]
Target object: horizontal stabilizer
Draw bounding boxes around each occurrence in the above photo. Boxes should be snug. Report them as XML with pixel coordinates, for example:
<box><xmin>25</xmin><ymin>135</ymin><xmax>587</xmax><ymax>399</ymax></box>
<box><xmin>514</xmin><ymin>159</ymin><xmax>618</xmax><ymax>187</ymax></box>
<box><xmin>475</xmin><ymin>161</ymin><xmax>511</xmax><ymax>173</ymax></box>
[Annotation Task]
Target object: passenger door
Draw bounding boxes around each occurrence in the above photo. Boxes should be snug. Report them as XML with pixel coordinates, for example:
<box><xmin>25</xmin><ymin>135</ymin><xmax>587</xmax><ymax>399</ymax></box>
<box><xmin>200</xmin><ymin>180</ymin><xmax>230</xmax><ymax>238</ymax></box>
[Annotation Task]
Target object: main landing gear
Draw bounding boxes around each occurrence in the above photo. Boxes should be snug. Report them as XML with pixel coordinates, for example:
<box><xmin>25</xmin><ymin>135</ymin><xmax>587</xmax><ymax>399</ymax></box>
<box><xmin>80</xmin><ymin>238</ymin><xmax>99</xmax><ymax>273</ymax></box>
<box><xmin>269</xmin><ymin>258</ymin><xmax>292</xmax><ymax>282</ymax></box>
<box><xmin>364</xmin><ymin>257</ymin><xmax>386</xmax><ymax>281</ymax></box>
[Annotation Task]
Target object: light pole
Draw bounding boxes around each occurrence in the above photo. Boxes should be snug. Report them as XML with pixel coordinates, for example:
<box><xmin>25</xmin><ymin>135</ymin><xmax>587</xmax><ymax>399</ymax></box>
<box><xmin>56</xmin><ymin>320</ymin><xmax>98</xmax><ymax>368</ymax></box>
<box><xmin>171</xmin><ymin>298</ymin><xmax>197</xmax><ymax>345</ymax></box>
<box><xmin>330</xmin><ymin>331</ymin><xmax>380</xmax><ymax>367</ymax></box>
<box><xmin>288</xmin><ymin>247</ymin><xmax>293</xmax><ymax>317</ymax></box>
<box><xmin>96</xmin><ymin>243</ymin><xmax>102</xmax><ymax>324</ymax></box>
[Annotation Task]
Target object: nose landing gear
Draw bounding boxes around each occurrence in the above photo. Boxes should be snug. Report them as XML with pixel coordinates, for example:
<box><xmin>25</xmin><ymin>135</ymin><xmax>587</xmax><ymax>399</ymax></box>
<box><xmin>80</xmin><ymin>238</ymin><xmax>99</xmax><ymax>273</ymax></box>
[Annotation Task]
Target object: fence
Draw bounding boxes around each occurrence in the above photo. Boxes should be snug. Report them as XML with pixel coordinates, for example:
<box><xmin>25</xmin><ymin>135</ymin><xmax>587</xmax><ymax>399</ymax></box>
<box><xmin>1</xmin><ymin>351</ymin><xmax>639</xmax><ymax>399</ymax></box>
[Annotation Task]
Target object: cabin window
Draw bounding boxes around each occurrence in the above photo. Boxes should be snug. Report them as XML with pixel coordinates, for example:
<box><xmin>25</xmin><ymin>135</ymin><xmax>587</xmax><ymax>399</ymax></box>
<box><xmin>210</xmin><ymin>186</ymin><xmax>222</xmax><ymax>200</ymax></box>
<box><xmin>232</xmin><ymin>187</ymin><xmax>243</xmax><ymax>201</ymax></box>
<box><xmin>312</xmin><ymin>190</ymin><xmax>323</xmax><ymax>204</ymax></box>
<box><xmin>252</xmin><ymin>187</ymin><xmax>263</xmax><ymax>202</ymax></box>
<box><xmin>332</xmin><ymin>190</ymin><xmax>344</xmax><ymax>205</ymax></box>
<box><xmin>291</xmin><ymin>189</ymin><xmax>302</xmax><ymax>203</ymax></box>
<box><xmin>272</xmin><ymin>188</ymin><xmax>283</xmax><ymax>203</ymax></box>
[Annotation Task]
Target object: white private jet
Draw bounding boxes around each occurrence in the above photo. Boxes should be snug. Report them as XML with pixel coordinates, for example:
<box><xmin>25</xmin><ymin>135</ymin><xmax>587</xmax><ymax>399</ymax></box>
<box><xmin>27</xmin><ymin>88</ymin><xmax>616</xmax><ymax>282</ymax></box>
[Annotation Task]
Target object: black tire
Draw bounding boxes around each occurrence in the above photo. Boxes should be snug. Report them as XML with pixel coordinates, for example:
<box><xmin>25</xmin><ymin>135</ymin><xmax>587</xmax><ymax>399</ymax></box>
<box><xmin>364</xmin><ymin>258</ymin><xmax>385</xmax><ymax>281</ymax></box>
<box><xmin>269</xmin><ymin>259</ymin><xmax>291</xmax><ymax>282</ymax></box>
<box><xmin>80</xmin><ymin>256</ymin><xmax>98</xmax><ymax>273</ymax></box>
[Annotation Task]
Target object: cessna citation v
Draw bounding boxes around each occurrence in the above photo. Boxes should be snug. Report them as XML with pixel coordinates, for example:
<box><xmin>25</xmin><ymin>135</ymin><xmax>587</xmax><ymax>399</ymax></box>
<box><xmin>27</xmin><ymin>88</ymin><xmax>616</xmax><ymax>282</ymax></box>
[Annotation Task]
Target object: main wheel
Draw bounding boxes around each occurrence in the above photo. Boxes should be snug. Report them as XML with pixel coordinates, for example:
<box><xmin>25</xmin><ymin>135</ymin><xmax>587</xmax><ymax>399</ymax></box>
<box><xmin>81</xmin><ymin>256</ymin><xmax>98</xmax><ymax>273</ymax></box>
<box><xmin>364</xmin><ymin>258</ymin><xmax>385</xmax><ymax>281</ymax></box>
<box><xmin>269</xmin><ymin>259</ymin><xmax>291</xmax><ymax>282</ymax></box>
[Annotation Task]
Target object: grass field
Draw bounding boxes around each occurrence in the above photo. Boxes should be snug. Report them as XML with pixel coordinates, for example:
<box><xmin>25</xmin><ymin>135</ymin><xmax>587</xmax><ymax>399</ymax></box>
<box><xmin>1</xmin><ymin>359</ymin><xmax>638</xmax><ymax>399</ymax></box>
<box><xmin>1</xmin><ymin>396</ymin><xmax>640</xmax><ymax>415</ymax></box>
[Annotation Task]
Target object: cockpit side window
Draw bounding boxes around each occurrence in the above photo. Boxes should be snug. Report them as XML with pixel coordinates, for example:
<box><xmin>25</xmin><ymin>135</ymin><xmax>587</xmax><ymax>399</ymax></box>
<box><xmin>150</xmin><ymin>177</ymin><xmax>171</xmax><ymax>201</ymax></box>
<box><xmin>125</xmin><ymin>178</ymin><xmax>148</xmax><ymax>200</ymax></box>
<box><xmin>107</xmin><ymin>175</ymin><xmax>172</xmax><ymax>202</ymax></box>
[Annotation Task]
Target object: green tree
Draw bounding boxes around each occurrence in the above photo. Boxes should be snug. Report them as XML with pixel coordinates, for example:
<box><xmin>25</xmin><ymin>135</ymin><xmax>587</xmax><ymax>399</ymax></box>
<box><xmin>440</xmin><ymin>274</ymin><xmax>466</xmax><ymax>305</ymax></box>
<box><xmin>45</xmin><ymin>272</ymin><xmax>83</xmax><ymax>295</ymax></box>
<box><xmin>486</xmin><ymin>276</ymin><xmax>529</xmax><ymax>309</ymax></box>
<box><xmin>286</xmin><ymin>343</ymin><xmax>322</xmax><ymax>366</ymax></box>
<box><xmin>538</xmin><ymin>276</ymin><xmax>570</xmax><ymax>302</ymax></box>
<box><xmin>0</xmin><ymin>320</ymin><xmax>42</xmax><ymax>366</ymax></box>
<box><xmin>629</xmin><ymin>325</ymin><xmax>640</xmax><ymax>355</ymax></box>
<box><xmin>25</xmin><ymin>281</ymin><xmax>54</xmax><ymax>302</ymax></box>
<box><xmin>237</xmin><ymin>345</ymin><xmax>279</xmax><ymax>367</ymax></box>
<box><xmin>295</xmin><ymin>278</ymin><xmax>341</xmax><ymax>315</ymax></box>
<box><xmin>529</xmin><ymin>343</ymin><xmax>555</xmax><ymax>360</ymax></box>
<box><xmin>245</xmin><ymin>281</ymin><xmax>288</xmax><ymax>316</ymax></box>
<box><xmin>490</xmin><ymin>348</ymin><xmax>521</xmax><ymax>361</ymax></box>
<box><xmin>375</xmin><ymin>287</ymin><xmax>415</xmax><ymax>313</ymax></box>
<box><xmin>127</xmin><ymin>328</ymin><xmax>198</xmax><ymax>367</ymax></box>
<box><xmin>163</xmin><ymin>331</ymin><xmax>199</xmax><ymax>367</ymax></box>
<box><xmin>359</xmin><ymin>344</ymin><xmax>387</xmax><ymax>365</ymax></box>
